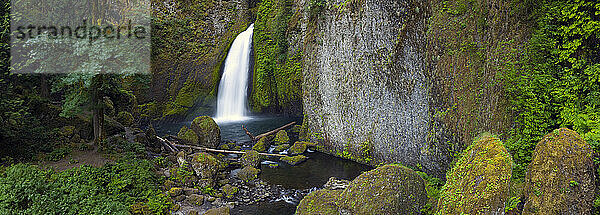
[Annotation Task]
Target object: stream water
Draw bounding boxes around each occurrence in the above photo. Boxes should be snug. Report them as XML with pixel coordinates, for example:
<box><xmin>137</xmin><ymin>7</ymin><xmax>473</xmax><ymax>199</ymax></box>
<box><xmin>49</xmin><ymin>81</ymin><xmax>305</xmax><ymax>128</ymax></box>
<box><xmin>155</xmin><ymin>116</ymin><xmax>372</xmax><ymax>214</ymax></box>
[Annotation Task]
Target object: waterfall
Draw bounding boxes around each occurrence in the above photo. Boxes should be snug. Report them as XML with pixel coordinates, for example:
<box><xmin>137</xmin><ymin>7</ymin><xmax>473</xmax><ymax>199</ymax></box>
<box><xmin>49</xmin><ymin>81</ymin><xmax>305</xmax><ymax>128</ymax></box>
<box><xmin>215</xmin><ymin>24</ymin><xmax>254</xmax><ymax>122</ymax></box>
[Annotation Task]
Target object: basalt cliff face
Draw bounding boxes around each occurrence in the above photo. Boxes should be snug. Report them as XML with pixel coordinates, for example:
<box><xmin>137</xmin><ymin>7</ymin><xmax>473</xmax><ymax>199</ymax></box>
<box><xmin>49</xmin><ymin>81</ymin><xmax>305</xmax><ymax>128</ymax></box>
<box><xmin>296</xmin><ymin>0</ymin><xmax>527</xmax><ymax>177</ymax></box>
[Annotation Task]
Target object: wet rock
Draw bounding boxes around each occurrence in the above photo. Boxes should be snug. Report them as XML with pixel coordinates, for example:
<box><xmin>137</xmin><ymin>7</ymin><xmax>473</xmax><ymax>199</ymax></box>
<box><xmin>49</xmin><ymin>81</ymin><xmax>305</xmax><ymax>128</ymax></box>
<box><xmin>203</xmin><ymin>206</ymin><xmax>229</xmax><ymax>215</ymax></box>
<box><xmin>437</xmin><ymin>133</ymin><xmax>512</xmax><ymax>214</ymax></box>
<box><xmin>168</xmin><ymin>187</ymin><xmax>183</xmax><ymax>197</ymax></box>
<box><xmin>239</xmin><ymin>150</ymin><xmax>261</xmax><ymax>168</ymax></box>
<box><xmin>288</xmin><ymin>142</ymin><xmax>308</xmax><ymax>155</ymax></box>
<box><xmin>323</xmin><ymin>177</ymin><xmax>350</xmax><ymax>190</ymax></box>
<box><xmin>188</xmin><ymin>211</ymin><xmax>199</xmax><ymax>215</ymax></box>
<box><xmin>219</xmin><ymin>142</ymin><xmax>236</xmax><ymax>150</ymax></box>
<box><xmin>184</xmin><ymin>188</ymin><xmax>200</xmax><ymax>195</ymax></box>
<box><xmin>187</xmin><ymin>194</ymin><xmax>205</xmax><ymax>206</ymax></box>
<box><xmin>207</xmin><ymin>197</ymin><xmax>216</xmax><ymax>202</ymax></box>
<box><xmin>273</xmin><ymin>144</ymin><xmax>290</xmax><ymax>153</ymax></box>
<box><xmin>252</xmin><ymin>137</ymin><xmax>269</xmax><ymax>152</ymax></box>
<box><xmin>163</xmin><ymin>180</ymin><xmax>175</xmax><ymax>190</ymax></box>
<box><xmin>338</xmin><ymin>164</ymin><xmax>427</xmax><ymax>214</ymax></box>
<box><xmin>237</xmin><ymin>166</ymin><xmax>260</xmax><ymax>182</ymax></box>
<box><xmin>522</xmin><ymin>128</ymin><xmax>595</xmax><ymax>215</ymax></box>
<box><xmin>190</xmin><ymin>152</ymin><xmax>223</xmax><ymax>188</ymax></box>
<box><xmin>178</xmin><ymin>126</ymin><xmax>199</xmax><ymax>145</ymax></box>
<box><xmin>273</xmin><ymin>130</ymin><xmax>289</xmax><ymax>144</ymax></box>
<box><xmin>221</xmin><ymin>184</ymin><xmax>238</xmax><ymax>198</ymax></box>
<box><xmin>296</xmin><ymin>189</ymin><xmax>342</xmax><ymax>215</ymax></box>
<box><xmin>280</xmin><ymin>155</ymin><xmax>308</xmax><ymax>166</ymax></box>
<box><xmin>190</xmin><ymin>116</ymin><xmax>221</xmax><ymax>148</ymax></box>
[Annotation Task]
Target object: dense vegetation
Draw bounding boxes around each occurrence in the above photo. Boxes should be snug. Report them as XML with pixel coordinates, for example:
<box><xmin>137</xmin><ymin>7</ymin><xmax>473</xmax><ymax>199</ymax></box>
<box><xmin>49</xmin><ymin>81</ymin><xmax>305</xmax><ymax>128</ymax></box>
<box><xmin>503</xmin><ymin>0</ymin><xmax>600</xmax><ymax>178</ymax></box>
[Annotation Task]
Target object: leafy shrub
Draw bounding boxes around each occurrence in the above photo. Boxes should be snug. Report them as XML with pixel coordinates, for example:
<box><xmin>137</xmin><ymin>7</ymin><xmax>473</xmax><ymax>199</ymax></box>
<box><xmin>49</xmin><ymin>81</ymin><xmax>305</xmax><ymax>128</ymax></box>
<box><xmin>0</xmin><ymin>159</ymin><xmax>171</xmax><ymax>214</ymax></box>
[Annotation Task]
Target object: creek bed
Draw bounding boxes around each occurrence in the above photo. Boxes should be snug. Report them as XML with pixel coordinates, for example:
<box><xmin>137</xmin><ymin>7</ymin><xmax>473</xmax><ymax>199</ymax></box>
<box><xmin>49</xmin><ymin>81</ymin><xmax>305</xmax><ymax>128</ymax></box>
<box><xmin>156</xmin><ymin>116</ymin><xmax>372</xmax><ymax>215</ymax></box>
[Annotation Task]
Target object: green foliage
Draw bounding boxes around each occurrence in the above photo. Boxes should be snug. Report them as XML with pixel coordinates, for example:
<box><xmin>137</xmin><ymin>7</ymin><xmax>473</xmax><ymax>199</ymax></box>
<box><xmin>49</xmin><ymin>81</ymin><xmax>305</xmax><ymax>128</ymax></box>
<box><xmin>46</xmin><ymin>147</ymin><xmax>72</xmax><ymax>161</ymax></box>
<box><xmin>0</xmin><ymin>159</ymin><xmax>171</xmax><ymax>214</ymax></box>
<box><xmin>252</xmin><ymin>0</ymin><xmax>303</xmax><ymax>113</ymax></box>
<box><xmin>416</xmin><ymin>171</ymin><xmax>443</xmax><ymax>214</ymax></box>
<box><xmin>503</xmin><ymin>0</ymin><xmax>600</xmax><ymax>179</ymax></box>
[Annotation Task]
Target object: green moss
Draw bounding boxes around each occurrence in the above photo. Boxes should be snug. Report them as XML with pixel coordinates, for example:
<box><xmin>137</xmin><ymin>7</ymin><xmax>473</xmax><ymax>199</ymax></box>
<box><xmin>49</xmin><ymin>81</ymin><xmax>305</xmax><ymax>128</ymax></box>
<box><xmin>221</xmin><ymin>184</ymin><xmax>239</xmax><ymax>198</ymax></box>
<box><xmin>237</xmin><ymin>166</ymin><xmax>260</xmax><ymax>182</ymax></box>
<box><xmin>338</xmin><ymin>164</ymin><xmax>427</xmax><ymax>214</ymax></box>
<box><xmin>177</xmin><ymin>126</ymin><xmax>199</xmax><ymax>145</ymax></box>
<box><xmin>280</xmin><ymin>155</ymin><xmax>308</xmax><ymax>166</ymax></box>
<box><xmin>239</xmin><ymin>150</ymin><xmax>262</xmax><ymax>168</ymax></box>
<box><xmin>436</xmin><ymin>133</ymin><xmax>512</xmax><ymax>214</ymax></box>
<box><xmin>273</xmin><ymin>144</ymin><xmax>290</xmax><ymax>153</ymax></box>
<box><xmin>252</xmin><ymin>137</ymin><xmax>269</xmax><ymax>152</ymax></box>
<box><xmin>116</xmin><ymin>111</ymin><xmax>134</xmax><ymax>127</ymax></box>
<box><xmin>522</xmin><ymin>128</ymin><xmax>595</xmax><ymax>214</ymax></box>
<box><xmin>190</xmin><ymin>116</ymin><xmax>221</xmax><ymax>148</ymax></box>
<box><xmin>251</xmin><ymin>0</ymin><xmax>303</xmax><ymax>113</ymax></box>
<box><xmin>288</xmin><ymin>141</ymin><xmax>307</xmax><ymax>155</ymax></box>
<box><xmin>273</xmin><ymin>130</ymin><xmax>290</xmax><ymax>144</ymax></box>
<box><xmin>296</xmin><ymin>189</ymin><xmax>341</xmax><ymax>215</ymax></box>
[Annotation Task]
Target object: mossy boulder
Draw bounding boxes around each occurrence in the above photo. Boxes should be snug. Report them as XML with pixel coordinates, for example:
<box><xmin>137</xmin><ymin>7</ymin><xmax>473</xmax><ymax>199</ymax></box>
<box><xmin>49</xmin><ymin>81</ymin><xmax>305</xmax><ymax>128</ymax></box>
<box><xmin>288</xmin><ymin>142</ymin><xmax>308</xmax><ymax>155</ymax></box>
<box><xmin>203</xmin><ymin>206</ymin><xmax>229</xmax><ymax>215</ymax></box>
<box><xmin>436</xmin><ymin>133</ymin><xmax>512</xmax><ymax>214</ymax></box>
<box><xmin>221</xmin><ymin>184</ymin><xmax>238</xmax><ymax>198</ymax></box>
<box><xmin>116</xmin><ymin>111</ymin><xmax>134</xmax><ymax>127</ymax></box>
<box><xmin>338</xmin><ymin>164</ymin><xmax>427</xmax><ymax>214</ymax></box>
<box><xmin>273</xmin><ymin>130</ymin><xmax>290</xmax><ymax>144</ymax></box>
<box><xmin>190</xmin><ymin>152</ymin><xmax>223</xmax><ymax>187</ymax></box>
<box><xmin>239</xmin><ymin>150</ymin><xmax>261</xmax><ymax>168</ymax></box>
<box><xmin>190</xmin><ymin>116</ymin><xmax>221</xmax><ymax>148</ymax></box>
<box><xmin>237</xmin><ymin>166</ymin><xmax>260</xmax><ymax>182</ymax></box>
<box><xmin>280</xmin><ymin>155</ymin><xmax>308</xmax><ymax>166</ymax></box>
<box><xmin>187</xmin><ymin>194</ymin><xmax>205</xmax><ymax>206</ymax></box>
<box><xmin>252</xmin><ymin>137</ymin><xmax>269</xmax><ymax>152</ymax></box>
<box><xmin>296</xmin><ymin>189</ymin><xmax>342</xmax><ymax>215</ymax></box>
<box><xmin>521</xmin><ymin>128</ymin><xmax>595</xmax><ymax>215</ymax></box>
<box><xmin>168</xmin><ymin>187</ymin><xmax>183</xmax><ymax>197</ymax></box>
<box><xmin>273</xmin><ymin>144</ymin><xmax>290</xmax><ymax>153</ymax></box>
<box><xmin>178</xmin><ymin>126</ymin><xmax>199</xmax><ymax>145</ymax></box>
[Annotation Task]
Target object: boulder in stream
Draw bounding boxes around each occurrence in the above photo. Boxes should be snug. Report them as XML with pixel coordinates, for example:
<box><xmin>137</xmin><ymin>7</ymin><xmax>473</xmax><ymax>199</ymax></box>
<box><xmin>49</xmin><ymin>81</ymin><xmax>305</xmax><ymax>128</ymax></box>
<box><xmin>522</xmin><ymin>128</ymin><xmax>595</xmax><ymax>214</ymax></box>
<box><xmin>203</xmin><ymin>206</ymin><xmax>230</xmax><ymax>215</ymax></box>
<box><xmin>239</xmin><ymin>150</ymin><xmax>261</xmax><ymax>168</ymax></box>
<box><xmin>273</xmin><ymin>130</ymin><xmax>289</xmax><ymax>144</ymax></box>
<box><xmin>252</xmin><ymin>137</ymin><xmax>269</xmax><ymax>152</ymax></box>
<box><xmin>190</xmin><ymin>152</ymin><xmax>223</xmax><ymax>187</ymax></box>
<box><xmin>280</xmin><ymin>155</ymin><xmax>308</xmax><ymax>166</ymax></box>
<box><xmin>288</xmin><ymin>142</ymin><xmax>308</xmax><ymax>155</ymax></box>
<box><xmin>190</xmin><ymin>116</ymin><xmax>221</xmax><ymax>148</ymax></box>
<box><xmin>296</xmin><ymin>189</ymin><xmax>342</xmax><ymax>215</ymax></box>
<box><xmin>236</xmin><ymin>166</ymin><xmax>260</xmax><ymax>182</ymax></box>
<box><xmin>178</xmin><ymin>126</ymin><xmax>199</xmax><ymax>145</ymax></box>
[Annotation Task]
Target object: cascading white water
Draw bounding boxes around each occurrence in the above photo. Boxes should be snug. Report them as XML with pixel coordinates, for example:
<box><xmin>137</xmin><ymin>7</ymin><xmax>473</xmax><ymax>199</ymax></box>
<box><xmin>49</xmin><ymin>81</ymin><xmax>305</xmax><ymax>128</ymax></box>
<box><xmin>215</xmin><ymin>24</ymin><xmax>254</xmax><ymax>122</ymax></box>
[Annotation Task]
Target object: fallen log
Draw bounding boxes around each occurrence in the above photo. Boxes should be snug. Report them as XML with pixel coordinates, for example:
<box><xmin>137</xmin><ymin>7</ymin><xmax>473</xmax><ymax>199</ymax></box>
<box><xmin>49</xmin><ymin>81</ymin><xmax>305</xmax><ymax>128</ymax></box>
<box><xmin>173</xmin><ymin>144</ymin><xmax>287</xmax><ymax>157</ymax></box>
<box><xmin>157</xmin><ymin>136</ymin><xmax>179</xmax><ymax>152</ymax></box>
<box><xmin>243</xmin><ymin>121</ymin><xmax>296</xmax><ymax>142</ymax></box>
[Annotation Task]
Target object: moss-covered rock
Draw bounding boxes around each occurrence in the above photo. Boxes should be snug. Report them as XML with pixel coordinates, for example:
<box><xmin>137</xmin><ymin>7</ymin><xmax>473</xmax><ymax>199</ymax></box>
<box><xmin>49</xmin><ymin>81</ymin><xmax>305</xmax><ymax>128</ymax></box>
<box><xmin>239</xmin><ymin>150</ymin><xmax>261</xmax><ymax>168</ymax></box>
<box><xmin>190</xmin><ymin>152</ymin><xmax>222</xmax><ymax>188</ymax></box>
<box><xmin>252</xmin><ymin>137</ymin><xmax>269</xmax><ymax>152</ymax></box>
<box><xmin>190</xmin><ymin>116</ymin><xmax>221</xmax><ymax>148</ymax></box>
<box><xmin>338</xmin><ymin>164</ymin><xmax>427</xmax><ymax>214</ymax></box>
<box><xmin>116</xmin><ymin>111</ymin><xmax>134</xmax><ymax>127</ymax></box>
<box><xmin>436</xmin><ymin>133</ymin><xmax>512</xmax><ymax>214</ymax></box>
<box><xmin>187</xmin><ymin>194</ymin><xmax>205</xmax><ymax>206</ymax></box>
<box><xmin>218</xmin><ymin>142</ymin><xmax>236</xmax><ymax>150</ymax></box>
<box><xmin>273</xmin><ymin>144</ymin><xmax>290</xmax><ymax>153</ymax></box>
<box><xmin>296</xmin><ymin>189</ymin><xmax>342</xmax><ymax>215</ymax></box>
<box><xmin>273</xmin><ymin>130</ymin><xmax>289</xmax><ymax>144</ymax></box>
<box><xmin>237</xmin><ymin>166</ymin><xmax>260</xmax><ymax>182</ymax></box>
<box><xmin>221</xmin><ymin>184</ymin><xmax>238</xmax><ymax>198</ymax></box>
<box><xmin>288</xmin><ymin>142</ymin><xmax>308</xmax><ymax>155</ymax></box>
<box><xmin>521</xmin><ymin>128</ymin><xmax>595</xmax><ymax>215</ymax></box>
<box><xmin>203</xmin><ymin>206</ymin><xmax>230</xmax><ymax>215</ymax></box>
<box><xmin>168</xmin><ymin>187</ymin><xmax>183</xmax><ymax>197</ymax></box>
<box><xmin>178</xmin><ymin>126</ymin><xmax>199</xmax><ymax>145</ymax></box>
<box><xmin>280</xmin><ymin>155</ymin><xmax>308</xmax><ymax>166</ymax></box>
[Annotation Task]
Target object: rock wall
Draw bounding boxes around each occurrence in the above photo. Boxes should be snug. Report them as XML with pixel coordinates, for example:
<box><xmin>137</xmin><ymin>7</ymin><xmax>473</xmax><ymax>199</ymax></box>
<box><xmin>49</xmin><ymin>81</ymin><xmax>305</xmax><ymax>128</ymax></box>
<box><xmin>299</xmin><ymin>0</ymin><xmax>528</xmax><ymax>177</ymax></box>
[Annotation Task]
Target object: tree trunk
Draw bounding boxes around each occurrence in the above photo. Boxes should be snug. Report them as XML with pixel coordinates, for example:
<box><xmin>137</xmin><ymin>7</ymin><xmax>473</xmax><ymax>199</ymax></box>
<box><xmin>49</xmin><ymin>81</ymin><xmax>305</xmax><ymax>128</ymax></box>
<box><xmin>91</xmin><ymin>74</ymin><xmax>105</xmax><ymax>145</ymax></box>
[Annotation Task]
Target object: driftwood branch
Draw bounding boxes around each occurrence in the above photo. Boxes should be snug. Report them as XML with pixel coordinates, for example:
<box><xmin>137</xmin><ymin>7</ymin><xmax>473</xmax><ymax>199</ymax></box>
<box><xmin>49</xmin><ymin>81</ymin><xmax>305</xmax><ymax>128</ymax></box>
<box><xmin>173</xmin><ymin>144</ymin><xmax>287</xmax><ymax>157</ymax></box>
<box><xmin>243</xmin><ymin>121</ymin><xmax>296</xmax><ymax>141</ymax></box>
<box><xmin>157</xmin><ymin>136</ymin><xmax>179</xmax><ymax>152</ymax></box>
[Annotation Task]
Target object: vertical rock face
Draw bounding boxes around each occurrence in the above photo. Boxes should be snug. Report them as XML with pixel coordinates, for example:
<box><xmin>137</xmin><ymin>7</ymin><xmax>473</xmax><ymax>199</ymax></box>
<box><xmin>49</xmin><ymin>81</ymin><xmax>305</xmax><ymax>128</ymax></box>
<box><xmin>522</xmin><ymin>128</ymin><xmax>595</xmax><ymax>214</ymax></box>
<box><xmin>299</xmin><ymin>0</ymin><xmax>525</xmax><ymax>177</ymax></box>
<box><xmin>302</xmin><ymin>0</ymin><xmax>451</xmax><ymax>175</ymax></box>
